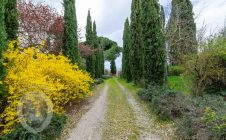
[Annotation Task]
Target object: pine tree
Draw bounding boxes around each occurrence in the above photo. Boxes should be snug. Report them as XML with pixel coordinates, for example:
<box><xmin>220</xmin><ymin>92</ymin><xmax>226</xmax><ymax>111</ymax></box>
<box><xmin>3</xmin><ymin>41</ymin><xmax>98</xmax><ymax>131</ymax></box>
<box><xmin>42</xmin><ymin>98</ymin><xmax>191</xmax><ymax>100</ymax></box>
<box><xmin>167</xmin><ymin>0</ymin><xmax>197</xmax><ymax>65</ymax></box>
<box><xmin>141</xmin><ymin>0</ymin><xmax>165</xmax><ymax>85</ymax></box>
<box><xmin>130</xmin><ymin>0</ymin><xmax>143</xmax><ymax>83</ymax></box>
<box><xmin>85</xmin><ymin>10</ymin><xmax>95</xmax><ymax>77</ymax></box>
<box><xmin>4</xmin><ymin>0</ymin><xmax>18</xmax><ymax>40</ymax></box>
<box><xmin>62</xmin><ymin>0</ymin><xmax>80</xmax><ymax>64</ymax></box>
<box><xmin>0</xmin><ymin>0</ymin><xmax>7</xmax><ymax>79</ymax></box>
<box><xmin>122</xmin><ymin>18</ymin><xmax>132</xmax><ymax>81</ymax></box>
<box><xmin>110</xmin><ymin>60</ymin><xmax>116</xmax><ymax>75</ymax></box>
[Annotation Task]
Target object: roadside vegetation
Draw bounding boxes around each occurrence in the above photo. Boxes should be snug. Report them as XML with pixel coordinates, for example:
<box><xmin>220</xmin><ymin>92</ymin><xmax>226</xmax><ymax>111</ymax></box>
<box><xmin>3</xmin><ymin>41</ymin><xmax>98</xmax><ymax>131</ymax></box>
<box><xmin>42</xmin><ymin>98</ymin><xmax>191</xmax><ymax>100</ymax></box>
<box><xmin>121</xmin><ymin>0</ymin><xmax>226</xmax><ymax>139</ymax></box>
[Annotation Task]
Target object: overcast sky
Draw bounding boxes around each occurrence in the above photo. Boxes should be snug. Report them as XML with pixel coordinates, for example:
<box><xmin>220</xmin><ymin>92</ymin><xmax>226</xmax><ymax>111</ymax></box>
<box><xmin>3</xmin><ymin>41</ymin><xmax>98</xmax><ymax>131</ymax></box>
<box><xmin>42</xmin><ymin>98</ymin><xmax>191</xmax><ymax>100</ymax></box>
<box><xmin>33</xmin><ymin>0</ymin><xmax>226</xmax><ymax>70</ymax></box>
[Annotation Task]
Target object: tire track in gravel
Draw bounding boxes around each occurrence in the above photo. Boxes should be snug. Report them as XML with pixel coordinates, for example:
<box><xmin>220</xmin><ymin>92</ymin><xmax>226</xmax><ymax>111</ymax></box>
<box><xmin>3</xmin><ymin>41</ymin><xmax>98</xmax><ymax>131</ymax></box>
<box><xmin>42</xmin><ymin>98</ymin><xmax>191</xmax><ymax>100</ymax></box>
<box><xmin>67</xmin><ymin>84</ymin><xmax>109</xmax><ymax>140</ymax></box>
<box><xmin>116</xmin><ymin>80</ymin><xmax>162</xmax><ymax>140</ymax></box>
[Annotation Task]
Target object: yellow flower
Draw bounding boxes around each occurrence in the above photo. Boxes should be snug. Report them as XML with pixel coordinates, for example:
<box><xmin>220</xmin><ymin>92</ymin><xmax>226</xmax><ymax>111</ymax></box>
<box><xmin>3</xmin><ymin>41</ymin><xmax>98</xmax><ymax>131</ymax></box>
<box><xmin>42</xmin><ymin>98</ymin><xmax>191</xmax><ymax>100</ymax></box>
<box><xmin>0</xmin><ymin>40</ymin><xmax>94</xmax><ymax>135</ymax></box>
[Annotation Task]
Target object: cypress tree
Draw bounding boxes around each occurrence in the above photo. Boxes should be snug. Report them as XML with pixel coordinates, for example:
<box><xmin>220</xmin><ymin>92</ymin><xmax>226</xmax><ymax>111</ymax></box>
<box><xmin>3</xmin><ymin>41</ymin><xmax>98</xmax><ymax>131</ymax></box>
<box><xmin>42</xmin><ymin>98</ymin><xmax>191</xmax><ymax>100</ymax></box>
<box><xmin>110</xmin><ymin>60</ymin><xmax>116</xmax><ymax>75</ymax></box>
<box><xmin>100</xmin><ymin>50</ymin><xmax>105</xmax><ymax>75</ymax></box>
<box><xmin>160</xmin><ymin>5</ymin><xmax>165</xmax><ymax>31</ymax></box>
<box><xmin>93</xmin><ymin>21</ymin><xmax>101</xmax><ymax>78</ymax></box>
<box><xmin>62</xmin><ymin>0</ymin><xmax>80</xmax><ymax>64</ymax></box>
<box><xmin>167</xmin><ymin>0</ymin><xmax>197</xmax><ymax>65</ymax></box>
<box><xmin>85</xmin><ymin>10</ymin><xmax>95</xmax><ymax>77</ymax></box>
<box><xmin>0</xmin><ymin>0</ymin><xmax>7</xmax><ymax>79</ymax></box>
<box><xmin>122</xmin><ymin>18</ymin><xmax>132</xmax><ymax>81</ymax></box>
<box><xmin>130</xmin><ymin>0</ymin><xmax>143</xmax><ymax>83</ymax></box>
<box><xmin>4</xmin><ymin>0</ymin><xmax>18</xmax><ymax>40</ymax></box>
<box><xmin>141</xmin><ymin>0</ymin><xmax>165</xmax><ymax>85</ymax></box>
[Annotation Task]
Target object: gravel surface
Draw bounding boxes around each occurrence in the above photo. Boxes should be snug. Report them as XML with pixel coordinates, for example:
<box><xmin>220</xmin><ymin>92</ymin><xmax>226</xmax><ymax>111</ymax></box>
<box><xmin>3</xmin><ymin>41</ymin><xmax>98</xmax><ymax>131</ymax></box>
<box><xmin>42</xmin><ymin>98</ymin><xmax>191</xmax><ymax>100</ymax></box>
<box><xmin>67</xmin><ymin>84</ymin><xmax>108</xmax><ymax>140</ymax></box>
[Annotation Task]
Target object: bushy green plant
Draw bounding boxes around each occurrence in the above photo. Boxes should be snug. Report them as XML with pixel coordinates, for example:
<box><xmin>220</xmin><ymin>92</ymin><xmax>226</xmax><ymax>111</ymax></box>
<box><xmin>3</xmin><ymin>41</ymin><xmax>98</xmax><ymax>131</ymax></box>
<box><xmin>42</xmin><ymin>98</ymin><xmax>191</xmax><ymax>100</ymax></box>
<box><xmin>138</xmin><ymin>83</ymin><xmax>188</xmax><ymax>119</ymax></box>
<box><xmin>202</xmin><ymin>107</ymin><xmax>226</xmax><ymax>139</ymax></box>
<box><xmin>139</xmin><ymin>82</ymin><xmax>226</xmax><ymax>139</ymax></box>
<box><xmin>94</xmin><ymin>78</ymin><xmax>104</xmax><ymax>85</ymax></box>
<box><xmin>176</xmin><ymin>95</ymin><xmax>226</xmax><ymax>139</ymax></box>
<box><xmin>168</xmin><ymin>66</ymin><xmax>185</xmax><ymax>76</ymax></box>
<box><xmin>2</xmin><ymin>114</ymin><xmax>67</xmax><ymax>140</ymax></box>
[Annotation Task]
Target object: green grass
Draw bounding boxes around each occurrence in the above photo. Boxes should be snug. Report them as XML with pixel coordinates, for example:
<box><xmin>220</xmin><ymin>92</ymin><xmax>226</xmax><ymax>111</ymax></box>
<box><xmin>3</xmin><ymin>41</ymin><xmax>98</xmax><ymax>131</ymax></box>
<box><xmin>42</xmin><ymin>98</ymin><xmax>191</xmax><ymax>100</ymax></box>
<box><xmin>168</xmin><ymin>76</ymin><xmax>193</xmax><ymax>94</ymax></box>
<box><xmin>103</xmin><ymin>78</ymin><xmax>139</xmax><ymax>140</ymax></box>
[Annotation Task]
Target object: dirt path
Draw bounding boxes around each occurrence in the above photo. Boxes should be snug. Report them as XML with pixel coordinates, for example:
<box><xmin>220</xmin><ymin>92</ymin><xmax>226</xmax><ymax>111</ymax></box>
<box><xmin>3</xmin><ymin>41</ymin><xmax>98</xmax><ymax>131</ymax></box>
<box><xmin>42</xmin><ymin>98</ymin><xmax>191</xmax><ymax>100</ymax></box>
<box><xmin>116</xmin><ymin>80</ymin><xmax>162</xmax><ymax>140</ymax></box>
<box><xmin>67</xmin><ymin>84</ymin><xmax>109</xmax><ymax>140</ymax></box>
<box><xmin>66</xmin><ymin>79</ymin><xmax>176</xmax><ymax>140</ymax></box>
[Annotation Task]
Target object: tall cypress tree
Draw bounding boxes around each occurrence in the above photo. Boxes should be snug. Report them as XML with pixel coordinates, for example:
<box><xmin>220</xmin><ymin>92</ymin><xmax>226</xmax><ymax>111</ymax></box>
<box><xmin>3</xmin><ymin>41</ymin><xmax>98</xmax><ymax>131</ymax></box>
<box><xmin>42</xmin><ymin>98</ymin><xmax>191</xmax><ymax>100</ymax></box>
<box><xmin>100</xmin><ymin>50</ymin><xmax>105</xmax><ymax>75</ymax></box>
<box><xmin>130</xmin><ymin>0</ymin><xmax>143</xmax><ymax>83</ymax></box>
<box><xmin>110</xmin><ymin>60</ymin><xmax>116</xmax><ymax>75</ymax></box>
<box><xmin>122</xmin><ymin>18</ymin><xmax>132</xmax><ymax>81</ymax></box>
<box><xmin>167</xmin><ymin>0</ymin><xmax>197</xmax><ymax>65</ymax></box>
<box><xmin>62</xmin><ymin>0</ymin><xmax>80</xmax><ymax>64</ymax></box>
<box><xmin>141</xmin><ymin>0</ymin><xmax>165</xmax><ymax>85</ymax></box>
<box><xmin>93</xmin><ymin>21</ymin><xmax>101</xmax><ymax>78</ymax></box>
<box><xmin>4</xmin><ymin>0</ymin><xmax>18</xmax><ymax>40</ymax></box>
<box><xmin>160</xmin><ymin>5</ymin><xmax>165</xmax><ymax>31</ymax></box>
<box><xmin>85</xmin><ymin>10</ymin><xmax>95</xmax><ymax>77</ymax></box>
<box><xmin>0</xmin><ymin>0</ymin><xmax>7</xmax><ymax>79</ymax></box>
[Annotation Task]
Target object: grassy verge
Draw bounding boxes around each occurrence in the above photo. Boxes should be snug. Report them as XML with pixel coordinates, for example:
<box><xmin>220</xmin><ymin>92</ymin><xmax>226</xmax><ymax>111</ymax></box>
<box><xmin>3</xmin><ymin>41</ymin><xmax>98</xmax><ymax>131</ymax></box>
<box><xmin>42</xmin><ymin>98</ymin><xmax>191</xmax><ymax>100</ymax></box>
<box><xmin>168</xmin><ymin>76</ymin><xmax>193</xmax><ymax>94</ymax></box>
<box><xmin>103</xmin><ymin>78</ymin><xmax>139</xmax><ymax>140</ymax></box>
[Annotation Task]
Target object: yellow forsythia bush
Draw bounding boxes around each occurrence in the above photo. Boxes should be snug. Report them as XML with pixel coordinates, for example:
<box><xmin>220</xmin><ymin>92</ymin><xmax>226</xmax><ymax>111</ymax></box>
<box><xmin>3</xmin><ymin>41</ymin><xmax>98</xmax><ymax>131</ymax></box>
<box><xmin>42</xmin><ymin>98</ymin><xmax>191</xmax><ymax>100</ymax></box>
<box><xmin>0</xmin><ymin>41</ymin><xmax>93</xmax><ymax>135</ymax></box>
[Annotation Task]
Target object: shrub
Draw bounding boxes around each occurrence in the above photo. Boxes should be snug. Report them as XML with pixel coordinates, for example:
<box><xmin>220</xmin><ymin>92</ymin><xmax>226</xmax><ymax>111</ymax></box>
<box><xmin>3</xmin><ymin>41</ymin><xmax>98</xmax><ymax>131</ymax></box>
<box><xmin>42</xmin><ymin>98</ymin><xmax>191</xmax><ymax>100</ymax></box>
<box><xmin>0</xmin><ymin>41</ymin><xmax>93</xmax><ymax>135</ymax></box>
<box><xmin>168</xmin><ymin>66</ymin><xmax>185</xmax><ymax>76</ymax></box>
<box><xmin>184</xmin><ymin>35</ymin><xmax>226</xmax><ymax>95</ymax></box>
<box><xmin>2</xmin><ymin>114</ymin><xmax>66</xmax><ymax>140</ymax></box>
<box><xmin>202</xmin><ymin>107</ymin><xmax>226</xmax><ymax>139</ymax></box>
<box><xmin>176</xmin><ymin>95</ymin><xmax>226</xmax><ymax>139</ymax></box>
<box><xmin>138</xmin><ymin>83</ymin><xmax>188</xmax><ymax>119</ymax></box>
<box><xmin>139</xmin><ymin>83</ymin><xmax>226</xmax><ymax>139</ymax></box>
<box><xmin>94</xmin><ymin>78</ymin><xmax>104</xmax><ymax>85</ymax></box>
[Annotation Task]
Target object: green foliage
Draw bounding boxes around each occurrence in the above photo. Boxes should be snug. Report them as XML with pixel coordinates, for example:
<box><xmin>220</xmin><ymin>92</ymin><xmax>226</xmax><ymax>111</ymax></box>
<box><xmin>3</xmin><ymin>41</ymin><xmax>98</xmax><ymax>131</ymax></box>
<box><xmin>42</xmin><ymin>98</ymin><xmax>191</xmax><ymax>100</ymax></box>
<box><xmin>168</xmin><ymin>76</ymin><xmax>192</xmax><ymax>94</ymax></box>
<box><xmin>167</xmin><ymin>0</ymin><xmax>197</xmax><ymax>65</ymax></box>
<box><xmin>0</xmin><ymin>0</ymin><xmax>7</xmax><ymax>107</ymax></box>
<box><xmin>62</xmin><ymin>0</ymin><xmax>80</xmax><ymax>64</ymax></box>
<box><xmin>93</xmin><ymin>21</ymin><xmax>103</xmax><ymax>78</ymax></box>
<box><xmin>185</xmin><ymin>35</ymin><xmax>226</xmax><ymax>95</ymax></box>
<box><xmin>139</xmin><ymin>82</ymin><xmax>226</xmax><ymax>139</ymax></box>
<box><xmin>0</xmin><ymin>0</ymin><xmax>7</xmax><ymax>65</ymax></box>
<box><xmin>86</xmin><ymin>10</ymin><xmax>93</xmax><ymax>45</ymax></box>
<box><xmin>168</xmin><ymin>66</ymin><xmax>185</xmax><ymax>76</ymax></box>
<box><xmin>141</xmin><ymin>0</ymin><xmax>165</xmax><ymax>86</ymax></box>
<box><xmin>2</xmin><ymin>114</ymin><xmax>67</xmax><ymax>140</ymax></box>
<box><xmin>110</xmin><ymin>60</ymin><xmax>117</xmax><ymax>75</ymax></box>
<box><xmin>122</xmin><ymin>18</ymin><xmax>132</xmax><ymax>82</ymax></box>
<box><xmin>4</xmin><ymin>0</ymin><xmax>18</xmax><ymax>40</ymax></box>
<box><xmin>160</xmin><ymin>6</ymin><xmax>165</xmax><ymax>31</ymax></box>
<box><xmin>130</xmin><ymin>0</ymin><xmax>143</xmax><ymax>83</ymax></box>
<box><xmin>85</xmin><ymin>10</ymin><xmax>95</xmax><ymax>77</ymax></box>
<box><xmin>104</xmin><ymin>44</ymin><xmax>122</xmax><ymax>61</ymax></box>
<box><xmin>202</xmin><ymin>107</ymin><xmax>226</xmax><ymax>138</ymax></box>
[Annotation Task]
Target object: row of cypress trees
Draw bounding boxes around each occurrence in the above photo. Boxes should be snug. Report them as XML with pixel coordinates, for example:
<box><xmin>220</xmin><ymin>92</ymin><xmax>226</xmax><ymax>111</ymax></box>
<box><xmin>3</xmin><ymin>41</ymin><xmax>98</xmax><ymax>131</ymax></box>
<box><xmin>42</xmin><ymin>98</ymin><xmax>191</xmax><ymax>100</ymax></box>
<box><xmin>122</xmin><ymin>0</ymin><xmax>196</xmax><ymax>86</ymax></box>
<box><xmin>122</xmin><ymin>0</ymin><xmax>165</xmax><ymax>86</ymax></box>
<box><xmin>62</xmin><ymin>1</ymin><xmax>105</xmax><ymax>78</ymax></box>
<box><xmin>85</xmin><ymin>10</ymin><xmax>105</xmax><ymax>78</ymax></box>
